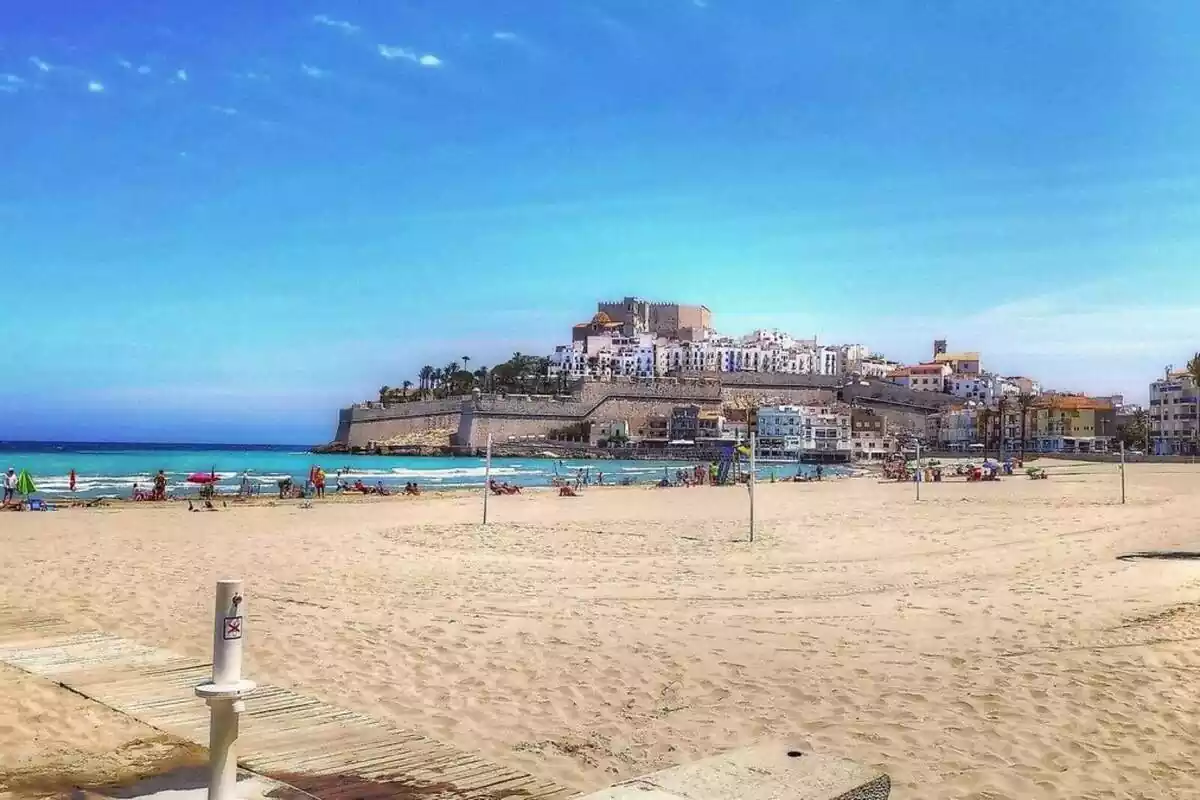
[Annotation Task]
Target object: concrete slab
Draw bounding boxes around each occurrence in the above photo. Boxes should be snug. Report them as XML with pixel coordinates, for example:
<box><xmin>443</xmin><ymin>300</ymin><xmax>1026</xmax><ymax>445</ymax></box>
<box><xmin>579</xmin><ymin>742</ymin><xmax>890</xmax><ymax>800</ymax></box>
<box><xmin>75</xmin><ymin>767</ymin><xmax>296</xmax><ymax>800</ymax></box>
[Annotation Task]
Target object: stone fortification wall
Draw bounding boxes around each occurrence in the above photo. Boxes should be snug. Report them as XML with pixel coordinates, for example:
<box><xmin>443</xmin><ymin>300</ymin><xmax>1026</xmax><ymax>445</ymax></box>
<box><xmin>338</xmin><ymin>398</ymin><xmax>463</xmax><ymax>448</ymax></box>
<box><xmin>720</xmin><ymin>387</ymin><xmax>835</xmax><ymax>407</ymax></box>
<box><xmin>457</xmin><ymin>381</ymin><xmax>726</xmax><ymax>448</ymax></box>
<box><xmin>682</xmin><ymin>371</ymin><xmax>841</xmax><ymax>390</ymax></box>
<box><xmin>334</xmin><ymin>375</ymin><xmax>949</xmax><ymax>450</ymax></box>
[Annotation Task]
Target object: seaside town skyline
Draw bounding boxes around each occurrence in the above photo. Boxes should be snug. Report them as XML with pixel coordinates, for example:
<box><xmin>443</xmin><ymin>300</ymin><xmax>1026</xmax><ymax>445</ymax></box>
<box><xmin>3</xmin><ymin>2</ymin><xmax>1199</xmax><ymax>444</ymax></box>
<box><xmin>339</xmin><ymin>294</ymin><xmax>1194</xmax><ymax>458</ymax></box>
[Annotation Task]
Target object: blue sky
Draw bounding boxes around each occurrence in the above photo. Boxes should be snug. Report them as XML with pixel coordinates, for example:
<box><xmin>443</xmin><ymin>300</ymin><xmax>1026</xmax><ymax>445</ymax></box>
<box><xmin>2</xmin><ymin>1</ymin><xmax>1199</xmax><ymax>443</ymax></box>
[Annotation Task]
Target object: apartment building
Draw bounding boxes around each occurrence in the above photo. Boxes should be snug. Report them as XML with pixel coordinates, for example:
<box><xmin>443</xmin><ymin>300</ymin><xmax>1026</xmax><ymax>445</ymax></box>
<box><xmin>756</xmin><ymin>405</ymin><xmax>852</xmax><ymax>460</ymax></box>
<box><xmin>1029</xmin><ymin>395</ymin><xmax>1115</xmax><ymax>454</ymax></box>
<box><xmin>851</xmin><ymin>408</ymin><xmax>893</xmax><ymax>460</ymax></box>
<box><xmin>1149</xmin><ymin>371</ymin><xmax>1199</xmax><ymax>455</ymax></box>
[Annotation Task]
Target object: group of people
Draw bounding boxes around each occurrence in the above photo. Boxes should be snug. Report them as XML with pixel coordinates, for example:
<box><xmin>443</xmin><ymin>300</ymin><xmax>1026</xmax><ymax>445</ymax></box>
<box><xmin>336</xmin><ymin>479</ymin><xmax>420</xmax><ymax>496</ymax></box>
<box><xmin>131</xmin><ymin>470</ymin><xmax>169</xmax><ymax>501</ymax></box>
<box><xmin>488</xmin><ymin>479</ymin><xmax>522</xmax><ymax>495</ymax></box>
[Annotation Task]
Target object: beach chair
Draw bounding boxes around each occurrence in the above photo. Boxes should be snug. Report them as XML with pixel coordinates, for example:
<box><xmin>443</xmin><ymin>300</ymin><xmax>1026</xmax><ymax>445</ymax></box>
<box><xmin>27</xmin><ymin>498</ymin><xmax>47</xmax><ymax>511</ymax></box>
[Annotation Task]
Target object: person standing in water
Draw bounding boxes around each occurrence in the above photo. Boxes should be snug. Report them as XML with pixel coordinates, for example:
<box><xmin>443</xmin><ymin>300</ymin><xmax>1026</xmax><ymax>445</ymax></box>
<box><xmin>68</xmin><ymin>468</ymin><xmax>77</xmax><ymax>493</ymax></box>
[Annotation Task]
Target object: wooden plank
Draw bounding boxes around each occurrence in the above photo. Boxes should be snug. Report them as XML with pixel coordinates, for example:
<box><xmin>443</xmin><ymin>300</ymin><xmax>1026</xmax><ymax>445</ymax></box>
<box><xmin>0</xmin><ymin>604</ymin><xmax>577</xmax><ymax>800</ymax></box>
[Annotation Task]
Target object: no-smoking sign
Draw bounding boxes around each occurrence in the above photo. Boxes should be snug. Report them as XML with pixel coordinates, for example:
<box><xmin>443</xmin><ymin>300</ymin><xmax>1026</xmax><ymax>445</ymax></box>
<box><xmin>223</xmin><ymin>616</ymin><xmax>243</xmax><ymax>640</ymax></box>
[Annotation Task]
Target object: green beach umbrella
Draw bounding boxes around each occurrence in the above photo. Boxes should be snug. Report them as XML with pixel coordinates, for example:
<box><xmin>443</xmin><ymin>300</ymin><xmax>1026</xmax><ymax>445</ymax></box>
<box><xmin>16</xmin><ymin>469</ymin><xmax>36</xmax><ymax>496</ymax></box>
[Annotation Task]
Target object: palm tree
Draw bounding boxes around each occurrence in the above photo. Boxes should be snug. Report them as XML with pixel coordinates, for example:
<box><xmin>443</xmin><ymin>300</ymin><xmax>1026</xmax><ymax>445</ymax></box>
<box><xmin>1016</xmin><ymin>392</ymin><xmax>1036</xmax><ymax>461</ymax></box>
<box><xmin>401</xmin><ymin>380</ymin><xmax>412</xmax><ymax>400</ymax></box>
<box><xmin>419</xmin><ymin>365</ymin><xmax>434</xmax><ymax>398</ymax></box>
<box><xmin>443</xmin><ymin>362</ymin><xmax>461</xmax><ymax>395</ymax></box>
<box><xmin>462</xmin><ymin>356</ymin><xmax>470</xmax><ymax>375</ymax></box>
<box><xmin>928</xmin><ymin>412</ymin><xmax>944</xmax><ymax>450</ymax></box>
<box><xmin>995</xmin><ymin>395</ymin><xmax>1009</xmax><ymax>458</ymax></box>
<box><xmin>430</xmin><ymin>368</ymin><xmax>444</xmax><ymax>397</ymax></box>
<box><xmin>976</xmin><ymin>409</ymin><xmax>995</xmax><ymax>457</ymax></box>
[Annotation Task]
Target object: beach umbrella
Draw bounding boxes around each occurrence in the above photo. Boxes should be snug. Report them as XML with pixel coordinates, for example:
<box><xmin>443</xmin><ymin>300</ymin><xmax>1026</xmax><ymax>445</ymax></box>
<box><xmin>187</xmin><ymin>472</ymin><xmax>220</xmax><ymax>484</ymax></box>
<box><xmin>16</xmin><ymin>469</ymin><xmax>36</xmax><ymax>496</ymax></box>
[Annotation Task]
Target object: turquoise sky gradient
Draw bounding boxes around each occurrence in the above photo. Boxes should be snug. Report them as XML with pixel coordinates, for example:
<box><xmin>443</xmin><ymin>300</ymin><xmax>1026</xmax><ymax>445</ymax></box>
<box><xmin>3</xmin><ymin>1</ymin><xmax>1199</xmax><ymax>442</ymax></box>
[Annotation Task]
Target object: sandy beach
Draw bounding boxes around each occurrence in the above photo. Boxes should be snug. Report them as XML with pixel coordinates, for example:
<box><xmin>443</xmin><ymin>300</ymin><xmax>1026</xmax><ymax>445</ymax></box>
<box><xmin>2</xmin><ymin>462</ymin><xmax>1199</xmax><ymax>798</ymax></box>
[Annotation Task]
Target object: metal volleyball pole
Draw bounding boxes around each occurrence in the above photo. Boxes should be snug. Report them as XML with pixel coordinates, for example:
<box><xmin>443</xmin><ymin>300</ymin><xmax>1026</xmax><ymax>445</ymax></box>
<box><xmin>1120</xmin><ymin>440</ymin><xmax>1126</xmax><ymax>505</ymax></box>
<box><xmin>482</xmin><ymin>433</ymin><xmax>493</xmax><ymax>525</ymax></box>
<box><xmin>748</xmin><ymin>433</ymin><xmax>757</xmax><ymax>543</ymax></box>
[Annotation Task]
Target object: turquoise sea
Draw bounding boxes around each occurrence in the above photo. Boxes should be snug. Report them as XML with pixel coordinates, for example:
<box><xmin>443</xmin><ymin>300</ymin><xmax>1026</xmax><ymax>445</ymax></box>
<box><xmin>0</xmin><ymin>442</ymin><xmax>837</xmax><ymax>500</ymax></box>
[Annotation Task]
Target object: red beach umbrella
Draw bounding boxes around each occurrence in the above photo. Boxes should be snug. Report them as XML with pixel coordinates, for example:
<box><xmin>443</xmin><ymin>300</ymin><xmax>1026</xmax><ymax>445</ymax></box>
<box><xmin>187</xmin><ymin>472</ymin><xmax>220</xmax><ymax>484</ymax></box>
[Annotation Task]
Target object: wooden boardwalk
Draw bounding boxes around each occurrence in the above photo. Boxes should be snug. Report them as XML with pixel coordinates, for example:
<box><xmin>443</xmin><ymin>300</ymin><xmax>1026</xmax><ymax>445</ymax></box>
<box><xmin>0</xmin><ymin>606</ymin><xmax>576</xmax><ymax>800</ymax></box>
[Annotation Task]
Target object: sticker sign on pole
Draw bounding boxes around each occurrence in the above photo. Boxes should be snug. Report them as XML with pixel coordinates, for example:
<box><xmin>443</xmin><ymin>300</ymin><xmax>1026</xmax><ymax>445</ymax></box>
<box><xmin>223</xmin><ymin>616</ymin><xmax>243</xmax><ymax>640</ymax></box>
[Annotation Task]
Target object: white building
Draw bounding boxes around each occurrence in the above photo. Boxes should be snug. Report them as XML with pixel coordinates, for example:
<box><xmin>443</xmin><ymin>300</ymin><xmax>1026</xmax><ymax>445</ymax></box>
<box><xmin>550</xmin><ymin>333</ymin><xmax>659</xmax><ymax>381</ymax></box>
<box><xmin>548</xmin><ymin>316</ymin><xmax>879</xmax><ymax>382</ymax></box>
<box><xmin>947</xmin><ymin>372</ymin><xmax>1015</xmax><ymax>404</ymax></box>
<box><xmin>927</xmin><ymin>406</ymin><xmax>980</xmax><ymax>450</ymax></box>
<box><xmin>856</xmin><ymin>355</ymin><xmax>903</xmax><ymax>379</ymax></box>
<box><xmin>1150</xmin><ymin>372</ymin><xmax>1199</xmax><ymax>455</ymax></box>
<box><xmin>756</xmin><ymin>405</ymin><xmax>852</xmax><ymax>459</ymax></box>
<box><xmin>888</xmin><ymin>363</ymin><xmax>952</xmax><ymax>393</ymax></box>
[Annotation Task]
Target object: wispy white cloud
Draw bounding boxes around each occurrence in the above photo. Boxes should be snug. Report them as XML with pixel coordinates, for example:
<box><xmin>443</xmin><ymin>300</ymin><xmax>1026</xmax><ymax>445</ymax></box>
<box><xmin>117</xmin><ymin>58</ymin><xmax>133</xmax><ymax>70</ymax></box>
<box><xmin>493</xmin><ymin>31</ymin><xmax>519</xmax><ymax>42</ymax></box>
<box><xmin>301</xmin><ymin>64</ymin><xmax>330</xmax><ymax>78</ymax></box>
<box><xmin>29</xmin><ymin>56</ymin><xmax>51</xmax><ymax>72</ymax></box>
<box><xmin>176</xmin><ymin>68</ymin><xmax>188</xmax><ymax>81</ymax></box>
<box><xmin>377</xmin><ymin>44</ymin><xmax>415</xmax><ymax>60</ymax></box>
<box><xmin>2</xmin><ymin>74</ymin><xmax>24</xmax><ymax>86</ymax></box>
<box><xmin>210</xmin><ymin>105</ymin><xmax>238</xmax><ymax>116</ymax></box>
<box><xmin>378</xmin><ymin>44</ymin><xmax>443</xmax><ymax>67</ymax></box>
<box><xmin>138</xmin><ymin>65</ymin><xmax>152</xmax><ymax>75</ymax></box>
<box><xmin>693</xmin><ymin>0</ymin><xmax>709</xmax><ymax>7</ymax></box>
<box><xmin>87</xmin><ymin>81</ymin><xmax>105</xmax><ymax>93</ymax></box>
<box><xmin>312</xmin><ymin>14</ymin><xmax>360</xmax><ymax>34</ymax></box>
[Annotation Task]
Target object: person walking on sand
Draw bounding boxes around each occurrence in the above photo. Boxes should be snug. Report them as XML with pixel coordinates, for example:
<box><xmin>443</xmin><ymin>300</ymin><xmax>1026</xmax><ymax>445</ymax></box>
<box><xmin>3</xmin><ymin>468</ymin><xmax>16</xmax><ymax>505</ymax></box>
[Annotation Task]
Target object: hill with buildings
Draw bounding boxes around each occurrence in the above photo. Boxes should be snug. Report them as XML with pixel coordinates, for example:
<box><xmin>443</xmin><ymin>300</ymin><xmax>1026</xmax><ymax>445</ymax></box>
<box><xmin>329</xmin><ymin>295</ymin><xmax>1189</xmax><ymax>460</ymax></box>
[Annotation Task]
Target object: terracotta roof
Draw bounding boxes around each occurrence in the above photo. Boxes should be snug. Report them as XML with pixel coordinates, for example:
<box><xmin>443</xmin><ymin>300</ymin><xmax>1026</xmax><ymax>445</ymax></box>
<box><xmin>1036</xmin><ymin>394</ymin><xmax>1113</xmax><ymax>411</ymax></box>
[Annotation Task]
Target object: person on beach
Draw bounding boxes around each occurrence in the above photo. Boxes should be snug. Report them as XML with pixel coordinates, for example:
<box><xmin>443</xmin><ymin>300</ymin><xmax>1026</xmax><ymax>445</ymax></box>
<box><xmin>3</xmin><ymin>468</ymin><xmax>16</xmax><ymax>505</ymax></box>
<box><xmin>314</xmin><ymin>466</ymin><xmax>327</xmax><ymax>498</ymax></box>
<box><xmin>68</xmin><ymin>469</ymin><xmax>76</xmax><ymax>493</ymax></box>
<box><xmin>153</xmin><ymin>470</ymin><xmax>167</xmax><ymax>500</ymax></box>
